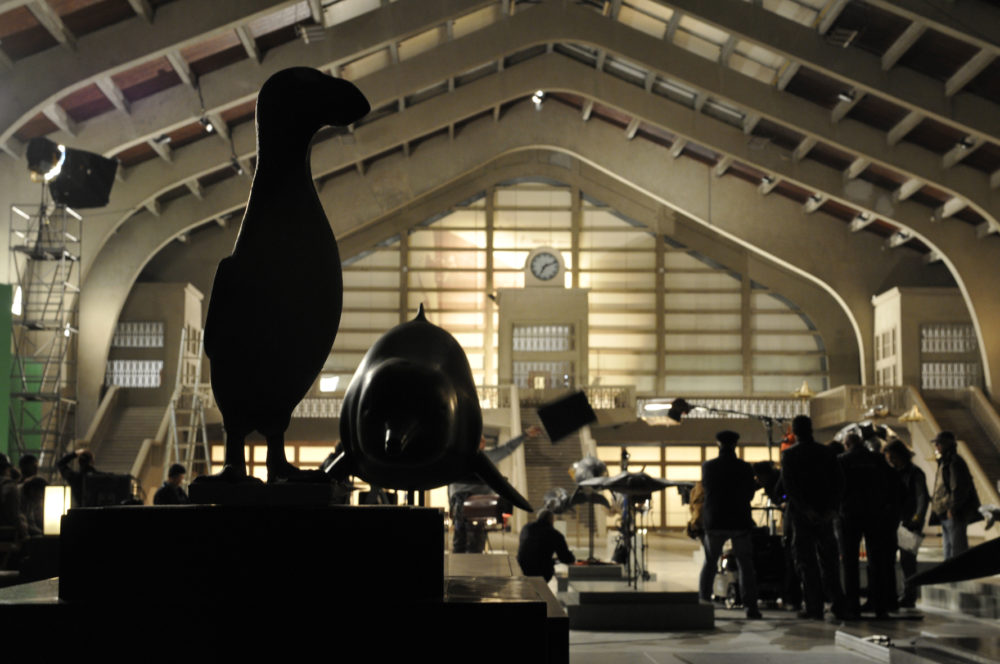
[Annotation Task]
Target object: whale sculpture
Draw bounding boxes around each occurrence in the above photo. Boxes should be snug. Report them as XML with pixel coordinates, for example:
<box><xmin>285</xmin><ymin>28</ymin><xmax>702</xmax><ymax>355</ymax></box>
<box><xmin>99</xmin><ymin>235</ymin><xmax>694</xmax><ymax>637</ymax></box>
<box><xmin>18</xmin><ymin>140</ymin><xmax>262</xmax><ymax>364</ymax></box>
<box><xmin>201</xmin><ymin>68</ymin><xmax>370</xmax><ymax>482</ymax></box>
<box><xmin>325</xmin><ymin>305</ymin><xmax>533</xmax><ymax>511</ymax></box>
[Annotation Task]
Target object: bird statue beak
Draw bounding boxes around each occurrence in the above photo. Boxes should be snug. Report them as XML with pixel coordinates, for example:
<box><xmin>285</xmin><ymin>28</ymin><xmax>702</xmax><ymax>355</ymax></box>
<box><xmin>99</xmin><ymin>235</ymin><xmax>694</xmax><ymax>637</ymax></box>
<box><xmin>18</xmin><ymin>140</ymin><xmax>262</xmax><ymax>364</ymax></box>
<box><xmin>328</xmin><ymin>78</ymin><xmax>371</xmax><ymax>127</ymax></box>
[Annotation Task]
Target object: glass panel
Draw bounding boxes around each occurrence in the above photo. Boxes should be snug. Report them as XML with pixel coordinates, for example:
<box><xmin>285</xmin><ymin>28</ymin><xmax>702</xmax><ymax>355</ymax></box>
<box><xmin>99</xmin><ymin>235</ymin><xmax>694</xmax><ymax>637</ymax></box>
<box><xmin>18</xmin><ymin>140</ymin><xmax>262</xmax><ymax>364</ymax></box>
<box><xmin>495</xmin><ymin>187</ymin><xmax>572</xmax><ymax>207</ymax></box>
<box><xmin>665</xmin><ymin>293</ymin><xmax>741</xmax><ymax>310</ymax></box>
<box><xmin>623</xmin><ymin>446</ymin><xmax>661</xmax><ymax>462</ymax></box>
<box><xmin>341</xmin><ymin>47</ymin><xmax>391</xmax><ymax>80</ymax></box>
<box><xmin>493</xmin><ymin>271</ymin><xmax>524</xmax><ymax>289</ymax></box>
<box><xmin>591</xmin><ymin>332</ymin><xmax>657</xmax><ymax>348</ymax></box>
<box><xmin>753</xmin><ymin>355</ymin><xmax>824</xmax><ymax>372</ymax></box>
<box><xmin>407</xmin><ymin>272</ymin><xmax>486</xmax><ymax>290</ymax></box>
<box><xmin>597</xmin><ymin>446</ymin><xmax>622</xmax><ymax>462</ymax></box>
<box><xmin>345</xmin><ymin>248</ymin><xmax>399</xmax><ymax>268</ymax></box>
<box><xmin>752</xmin><ymin>313</ymin><xmax>811</xmax><ymax>331</ymax></box>
<box><xmin>452</xmin><ymin>5</ymin><xmax>500</xmax><ymax>39</ymax></box>
<box><xmin>408</xmin><ymin>291</ymin><xmax>482</xmax><ymax>310</ymax></box>
<box><xmin>753</xmin><ymin>375</ymin><xmax>825</xmax><ymax>393</ymax></box>
<box><xmin>753</xmin><ymin>335</ymin><xmax>821</xmax><ymax>352</ymax></box>
<box><xmin>428</xmin><ymin>208</ymin><xmax>486</xmax><ymax>229</ymax></box>
<box><xmin>664</xmin><ymin>313</ymin><xmax>741</xmax><ymax>330</ymax></box>
<box><xmin>408</xmin><ymin>229</ymin><xmax>486</xmax><ymax>248</ymax></box>
<box><xmin>741</xmin><ymin>446</ymin><xmax>775</xmax><ymax>463</ymax></box>
<box><xmin>578</xmin><ymin>251</ymin><xmax>656</xmax><ymax>270</ymax></box>
<box><xmin>579</xmin><ymin>231</ymin><xmax>655</xmax><ymax>249</ymax></box>
<box><xmin>665</xmin><ymin>354</ymin><xmax>743</xmax><ymax>372</ymax></box>
<box><xmin>343</xmin><ymin>291</ymin><xmax>398</xmax><ymax>308</ymax></box>
<box><xmin>664</xmin><ymin>375</ymin><xmax>744</xmax><ymax>393</ymax></box>
<box><xmin>618</xmin><ymin>5</ymin><xmax>666</xmax><ymax>38</ymax></box>
<box><xmin>590</xmin><ymin>312</ymin><xmax>656</xmax><ymax>327</ymax></box>
<box><xmin>336</xmin><ymin>332</ymin><xmax>383</xmax><ymax>350</ymax></box>
<box><xmin>579</xmin><ymin>272</ymin><xmax>656</xmax><ymax>290</ymax></box>
<box><xmin>665</xmin><ymin>446</ymin><xmax>703</xmax><ymax>462</ymax></box>
<box><xmin>589</xmin><ymin>353</ymin><xmax>656</xmax><ymax>372</ymax></box>
<box><xmin>666</xmin><ymin>272</ymin><xmax>741</xmax><ymax>289</ymax></box>
<box><xmin>408</xmin><ymin>249</ymin><xmax>486</xmax><ymax>270</ymax></box>
<box><xmin>663</xmin><ymin>252</ymin><xmax>714</xmax><ymax>270</ymax></box>
<box><xmin>590</xmin><ymin>292</ymin><xmax>655</xmax><ymax>308</ymax></box>
<box><xmin>752</xmin><ymin>293</ymin><xmax>792</xmax><ymax>311</ymax></box>
<box><xmin>589</xmin><ymin>374</ymin><xmax>656</xmax><ymax>392</ymax></box>
<box><xmin>663</xmin><ymin>333</ymin><xmax>742</xmax><ymax>351</ymax></box>
<box><xmin>339</xmin><ymin>312</ymin><xmax>399</xmax><ymax>330</ymax></box>
<box><xmin>398</xmin><ymin>26</ymin><xmax>446</xmax><ymax>61</ymax></box>
<box><xmin>342</xmin><ymin>271</ymin><xmax>399</xmax><ymax>288</ymax></box>
<box><xmin>492</xmin><ymin>227</ymin><xmax>572</xmax><ymax>249</ymax></box>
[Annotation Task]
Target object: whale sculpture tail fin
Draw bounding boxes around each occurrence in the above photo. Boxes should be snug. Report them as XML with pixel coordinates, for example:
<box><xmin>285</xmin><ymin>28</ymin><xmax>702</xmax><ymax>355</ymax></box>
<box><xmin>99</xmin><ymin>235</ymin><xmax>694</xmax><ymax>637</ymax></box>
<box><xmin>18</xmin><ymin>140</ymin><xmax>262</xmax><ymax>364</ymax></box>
<box><xmin>472</xmin><ymin>451</ymin><xmax>533</xmax><ymax>512</ymax></box>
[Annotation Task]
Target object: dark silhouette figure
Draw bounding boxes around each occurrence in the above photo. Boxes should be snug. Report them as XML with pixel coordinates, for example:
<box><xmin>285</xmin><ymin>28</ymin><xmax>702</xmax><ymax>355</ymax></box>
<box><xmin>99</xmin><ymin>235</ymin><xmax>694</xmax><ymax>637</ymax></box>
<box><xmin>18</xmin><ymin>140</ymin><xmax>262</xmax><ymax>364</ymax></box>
<box><xmin>778</xmin><ymin>415</ymin><xmax>846</xmax><ymax>620</ymax></box>
<box><xmin>837</xmin><ymin>433</ymin><xmax>901</xmax><ymax>618</ymax></box>
<box><xmin>154</xmin><ymin>463</ymin><xmax>190</xmax><ymax>505</ymax></box>
<box><xmin>326</xmin><ymin>305</ymin><xmax>532</xmax><ymax>511</ymax></box>
<box><xmin>884</xmin><ymin>438</ymin><xmax>928</xmax><ymax>607</ymax></box>
<box><xmin>201</xmin><ymin>68</ymin><xmax>370</xmax><ymax>483</ymax></box>
<box><xmin>930</xmin><ymin>431</ymin><xmax>980</xmax><ymax>559</ymax></box>
<box><xmin>57</xmin><ymin>449</ymin><xmax>101</xmax><ymax>507</ymax></box>
<box><xmin>517</xmin><ymin>509</ymin><xmax>575</xmax><ymax>582</ymax></box>
<box><xmin>17</xmin><ymin>454</ymin><xmax>45</xmax><ymax>536</ymax></box>
<box><xmin>698</xmin><ymin>430</ymin><xmax>762</xmax><ymax>619</ymax></box>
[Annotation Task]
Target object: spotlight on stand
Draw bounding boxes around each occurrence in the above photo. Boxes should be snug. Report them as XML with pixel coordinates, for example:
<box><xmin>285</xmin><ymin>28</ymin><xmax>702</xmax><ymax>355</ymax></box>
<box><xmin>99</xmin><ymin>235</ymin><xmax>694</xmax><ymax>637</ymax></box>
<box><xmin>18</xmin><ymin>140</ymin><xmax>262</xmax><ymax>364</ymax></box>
<box><xmin>26</xmin><ymin>137</ymin><xmax>117</xmax><ymax>208</ymax></box>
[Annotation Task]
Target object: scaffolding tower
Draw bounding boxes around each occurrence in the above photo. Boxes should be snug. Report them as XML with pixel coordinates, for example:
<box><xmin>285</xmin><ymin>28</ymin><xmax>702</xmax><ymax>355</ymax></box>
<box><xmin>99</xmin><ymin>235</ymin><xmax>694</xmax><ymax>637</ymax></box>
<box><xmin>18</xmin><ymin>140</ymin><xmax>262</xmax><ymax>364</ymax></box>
<box><xmin>165</xmin><ymin>325</ymin><xmax>211</xmax><ymax>481</ymax></box>
<box><xmin>8</xmin><ymin>193</ymin><xmax>81</xmax><ymax>477</ymax></box>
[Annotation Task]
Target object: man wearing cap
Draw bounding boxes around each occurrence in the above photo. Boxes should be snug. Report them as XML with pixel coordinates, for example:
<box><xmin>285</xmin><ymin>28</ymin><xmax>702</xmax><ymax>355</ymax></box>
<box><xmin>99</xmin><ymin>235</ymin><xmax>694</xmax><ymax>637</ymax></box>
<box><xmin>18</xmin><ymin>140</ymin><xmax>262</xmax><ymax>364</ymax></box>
<box><xmin>153</xmin><ymin>464</ymin><xmax>190</xmax><ymax>505</ymax></box>
<box><xmin>698</xmin><ymin>430</ymin><xmax>762</xmax><ymax>619</ymax></box>
<box><xmin>884</xmin><ymin>438</ymin><xmax>929</xmax><ymax>607</ymax></box>
<box><xmin>930</xmin><ymin>431</ymin><xmax>979</xmax><ymax>559</ymax></box>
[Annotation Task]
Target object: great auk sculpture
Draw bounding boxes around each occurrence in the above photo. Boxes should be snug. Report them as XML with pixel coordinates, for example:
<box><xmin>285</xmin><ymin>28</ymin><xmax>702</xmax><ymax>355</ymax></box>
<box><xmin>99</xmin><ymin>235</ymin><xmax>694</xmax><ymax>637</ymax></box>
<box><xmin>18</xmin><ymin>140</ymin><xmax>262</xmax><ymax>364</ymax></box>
<box><xmin>325</xmin><ymin>305</ymin><xmax>533</xmax><ymax>511</ymax></box>
<box><xmin>201</xmin><ymin>67</ymin><xmax>369</xmax><ymax>482</ymax></box>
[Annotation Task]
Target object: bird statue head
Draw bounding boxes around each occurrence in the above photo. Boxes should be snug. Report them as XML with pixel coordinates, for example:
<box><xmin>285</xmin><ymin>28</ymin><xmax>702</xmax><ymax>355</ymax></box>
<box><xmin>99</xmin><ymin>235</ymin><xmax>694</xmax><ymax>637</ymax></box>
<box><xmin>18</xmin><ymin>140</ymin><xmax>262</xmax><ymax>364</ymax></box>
<box><xmin>255</xmin><ymin>67</ymin><xmax>370</xmax><ymax>140</ymax></box>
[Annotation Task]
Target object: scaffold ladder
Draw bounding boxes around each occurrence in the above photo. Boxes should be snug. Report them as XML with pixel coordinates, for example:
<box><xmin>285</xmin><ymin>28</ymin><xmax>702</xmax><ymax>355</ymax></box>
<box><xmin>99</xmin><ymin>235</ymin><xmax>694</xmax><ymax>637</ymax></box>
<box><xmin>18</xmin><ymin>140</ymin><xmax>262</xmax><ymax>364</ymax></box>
<box><xmin>165</xmin><ymin>325</ymin><xmax>211</xmax><ymax>481</ymax></box>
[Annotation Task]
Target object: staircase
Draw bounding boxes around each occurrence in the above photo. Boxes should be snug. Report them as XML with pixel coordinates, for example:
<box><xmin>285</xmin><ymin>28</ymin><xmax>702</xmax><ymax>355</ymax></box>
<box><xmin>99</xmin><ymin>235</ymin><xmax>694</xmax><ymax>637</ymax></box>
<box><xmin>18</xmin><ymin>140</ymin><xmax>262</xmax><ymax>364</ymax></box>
<box><xmin>95</xmin><ymin>406</ymin><xmax>163</xmax><ymax>475</ymax></box>
<box><xmin>923</xmin><ymin>394</ymin><xmax>1000</xmax><ymax>486</ymax></box>
<box><xmin>521</xmin><ymin>408</ymin><xmax>593</xmax><ymax>539</ymax></box>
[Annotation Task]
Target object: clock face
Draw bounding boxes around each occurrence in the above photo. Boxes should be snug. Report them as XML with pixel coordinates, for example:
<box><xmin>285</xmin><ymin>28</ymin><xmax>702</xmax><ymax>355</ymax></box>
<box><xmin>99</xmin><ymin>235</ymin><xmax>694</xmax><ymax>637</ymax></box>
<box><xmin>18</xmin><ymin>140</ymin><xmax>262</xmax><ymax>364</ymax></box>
<box><xmin>530</xmin><ymin>252</ymin><xmax>560</xmax><ymax>281</ymax></box>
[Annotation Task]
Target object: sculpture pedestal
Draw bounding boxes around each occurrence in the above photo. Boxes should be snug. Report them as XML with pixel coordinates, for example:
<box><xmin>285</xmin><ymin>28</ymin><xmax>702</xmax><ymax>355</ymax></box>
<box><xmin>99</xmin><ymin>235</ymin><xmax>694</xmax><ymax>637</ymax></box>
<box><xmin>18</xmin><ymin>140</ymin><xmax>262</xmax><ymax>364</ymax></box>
<box><xmin>59</xmin><ymin>504</ymin><xmax>443</xmax><ymax>603</ymax></box>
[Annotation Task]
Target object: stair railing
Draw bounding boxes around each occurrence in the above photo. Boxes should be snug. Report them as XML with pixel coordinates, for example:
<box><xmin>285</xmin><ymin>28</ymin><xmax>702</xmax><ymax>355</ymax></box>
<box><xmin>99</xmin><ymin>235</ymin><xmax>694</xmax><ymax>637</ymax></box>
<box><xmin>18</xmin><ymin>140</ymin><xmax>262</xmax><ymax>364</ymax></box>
<box><xmin>76</xmin><ymin>384</ymin><xmax>121</xmax><ymax>462</ymax></box>
<box><xmin>963</xmin><ymin>387</ymin><xmax>1000</xmax><ymax>457</ymax></box>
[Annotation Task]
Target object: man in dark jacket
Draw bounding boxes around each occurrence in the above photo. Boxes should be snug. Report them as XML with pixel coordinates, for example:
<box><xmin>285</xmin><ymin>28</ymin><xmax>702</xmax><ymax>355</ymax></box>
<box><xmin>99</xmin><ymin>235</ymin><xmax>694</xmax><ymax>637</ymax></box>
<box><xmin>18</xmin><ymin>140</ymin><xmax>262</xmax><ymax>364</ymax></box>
<box><xmin>838</xmin><ymin>434</ymin><xmax>901</xmax><ymax>618</ymax></box>
<box><xmin>57</xmin><ymin>449</ymin><xmax>102</xmax><ymax>507</ymax></box>
<box><xmin>884</xmin><ymin>438</ymin><xmax>929</xmax><ymax>607</ymax></box>
<box><xmin>930</xmin><ymin>431</ymin><xmax>979</xmax><ymax>559</ymax></box>
<box><xmin>698</xmin><ymin>430</ymin><xmax>762</xmax><ymax>619</ymax></box>
<box><xmin>153</xmin><ymin>463</ymin><xmax>190</xmax><ymax>505</ymax></box>
<box><xmin>517</xmin><ymin>508</ymin><xmax>575</xmax><ymax>582</ymax></box>
<box><xmin>778</xmin><ymin>415</ymin><xmax>846</xmax><ymax>620</ymax></box>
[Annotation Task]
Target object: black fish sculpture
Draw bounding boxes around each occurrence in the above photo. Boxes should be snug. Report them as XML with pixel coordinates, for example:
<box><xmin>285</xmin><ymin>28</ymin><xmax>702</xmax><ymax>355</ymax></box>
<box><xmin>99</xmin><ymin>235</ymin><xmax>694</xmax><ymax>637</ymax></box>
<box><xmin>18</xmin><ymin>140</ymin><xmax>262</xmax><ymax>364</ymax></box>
<box><xmin>325</xmin><ymin>305</ymin><xmax>533</xmax><ymax>511</ymax></box>
<box><xmin>200</xmin><ymin>67</ymin><xmax>370</xmax><ymax>482</ymax></box>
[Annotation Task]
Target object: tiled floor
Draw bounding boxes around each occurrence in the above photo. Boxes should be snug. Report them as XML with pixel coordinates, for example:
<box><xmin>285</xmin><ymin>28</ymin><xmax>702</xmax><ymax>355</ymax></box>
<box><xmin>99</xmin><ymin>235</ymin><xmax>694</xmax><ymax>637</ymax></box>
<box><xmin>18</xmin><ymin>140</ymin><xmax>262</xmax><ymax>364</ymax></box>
<box><xmin>487</xmin><ymin>529</ymin><xmax>1000</xmax><ymax>664</ymax></box>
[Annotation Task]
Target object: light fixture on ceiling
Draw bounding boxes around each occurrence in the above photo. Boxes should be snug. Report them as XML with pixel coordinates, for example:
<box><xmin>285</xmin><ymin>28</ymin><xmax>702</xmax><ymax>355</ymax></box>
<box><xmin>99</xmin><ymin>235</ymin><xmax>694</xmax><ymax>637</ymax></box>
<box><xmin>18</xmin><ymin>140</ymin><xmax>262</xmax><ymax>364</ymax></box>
<box><xmin>200</xmin><ymin>117</ymin><xmax>214</xmax><ymax>133</ymax></box>
<box><xmin>153</xmin><ymin>134</ymin><xmax>171</xmax><ymax>144</ymax></box>
<box><xmin>827</xmin><ymin>27</ymin><xmax>858</xmax><ymax>48</ymax></box>
<box><xmin>836</xmin><ymin>89</ymin><xmax>856</xmax><ymax>103</ymax></box>
<box><xmin>760</xmin><ymin>175</ymin><xmax>775</xmax><ymax>185</ymax></box>
<box><xmin>319</xmin><ymin>375</ymin><xmax>340</xmax><ymax>392</ymax></box>
<box><xmin>856</xmin><ymin>212</ymin><xmax>871</xmax><ymax>222</ymax></box>
<box><xmin>230</xmin><ymin>157</ymin><xmax>244</xmax><ymax>176</ymax></box>
<box><xmin>957</xmin><ymin>136</ymin><xmax>976</xmax><ymax>150</ymax></box>
<box><xmin>532</xmin><ymin>90</ymin><xmax>545</xmax><ymax>110</ymax></box>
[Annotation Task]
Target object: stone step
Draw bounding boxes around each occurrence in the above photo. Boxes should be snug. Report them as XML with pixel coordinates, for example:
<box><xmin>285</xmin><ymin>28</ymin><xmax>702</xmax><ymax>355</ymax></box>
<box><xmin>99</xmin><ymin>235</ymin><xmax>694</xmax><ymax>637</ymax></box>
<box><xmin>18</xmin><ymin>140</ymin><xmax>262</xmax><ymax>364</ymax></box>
<box><xmin>561</xmin><ymin>581</ymin><xmax>713</xmax><ymax>630</ymax></box>
<box><xmin>920</xmin><ymin>576</ymin><xmax>1000</xmax><ymax>620</ymax></box>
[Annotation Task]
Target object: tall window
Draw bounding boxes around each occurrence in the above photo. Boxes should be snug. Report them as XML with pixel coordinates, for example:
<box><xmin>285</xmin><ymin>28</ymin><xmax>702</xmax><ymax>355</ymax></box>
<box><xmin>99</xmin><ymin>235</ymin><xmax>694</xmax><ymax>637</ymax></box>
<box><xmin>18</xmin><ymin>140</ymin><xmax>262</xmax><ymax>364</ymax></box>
<box><xmin>334</xmin><ymin>180</ymin><xmax>828</xmax><ymax>396</ymax></box>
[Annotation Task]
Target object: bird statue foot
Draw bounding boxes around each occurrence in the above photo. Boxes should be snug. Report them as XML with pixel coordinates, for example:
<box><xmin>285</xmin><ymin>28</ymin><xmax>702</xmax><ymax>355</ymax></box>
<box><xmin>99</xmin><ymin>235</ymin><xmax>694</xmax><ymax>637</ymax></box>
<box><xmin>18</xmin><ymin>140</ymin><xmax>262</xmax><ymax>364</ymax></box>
<box><xmin>192</xmin><ymin>465</ymin><xmax>263</xmax><ymax>484</ymax></box>
<box><xmin>266</xmin><ymin>461</ymin><xmax>330</xmax><ymax>484</ymax></box>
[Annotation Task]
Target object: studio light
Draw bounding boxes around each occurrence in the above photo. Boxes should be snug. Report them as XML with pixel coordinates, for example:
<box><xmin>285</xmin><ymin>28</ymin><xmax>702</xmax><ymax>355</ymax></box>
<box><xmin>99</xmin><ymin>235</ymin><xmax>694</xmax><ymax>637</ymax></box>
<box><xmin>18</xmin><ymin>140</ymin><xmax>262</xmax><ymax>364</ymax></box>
<box><xmin>26</xmin><ymin>137</ymin><xmax>117</xmax><ymax>208</ymax></box>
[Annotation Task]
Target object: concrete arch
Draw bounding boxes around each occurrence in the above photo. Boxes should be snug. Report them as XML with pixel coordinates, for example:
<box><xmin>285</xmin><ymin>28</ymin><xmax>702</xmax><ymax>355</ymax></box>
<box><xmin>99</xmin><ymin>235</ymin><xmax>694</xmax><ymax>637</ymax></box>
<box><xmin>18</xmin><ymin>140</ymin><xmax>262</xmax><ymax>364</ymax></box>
<box><xmin>78</xmin><ymin>102</ymin><xmax>952</xmax><ymax>428</ymax></box>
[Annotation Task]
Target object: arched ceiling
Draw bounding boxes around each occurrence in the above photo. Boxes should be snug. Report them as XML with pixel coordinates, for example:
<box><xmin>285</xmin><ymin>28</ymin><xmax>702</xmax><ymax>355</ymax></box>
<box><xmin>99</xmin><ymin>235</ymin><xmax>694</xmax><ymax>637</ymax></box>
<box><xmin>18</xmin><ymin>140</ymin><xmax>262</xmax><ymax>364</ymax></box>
<box><xmin>2</xmin><ymin>0</ymin><xmax>1000</xmax><ymax>423</ymax></box>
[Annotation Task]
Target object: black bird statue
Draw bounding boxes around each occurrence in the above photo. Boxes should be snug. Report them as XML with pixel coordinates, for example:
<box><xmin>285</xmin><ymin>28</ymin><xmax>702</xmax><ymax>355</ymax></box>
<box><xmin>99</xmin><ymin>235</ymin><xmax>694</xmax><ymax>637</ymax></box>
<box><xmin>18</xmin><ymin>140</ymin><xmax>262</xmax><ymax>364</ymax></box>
<box><xmin>324</xmin><ymin>305</ymin><xmax>533</xmax><ymax>511</ymax></box>
<box><xmin>201</xmin><ymin>68</ymin><xmax>370</xmax><ymax>482</ymax></box>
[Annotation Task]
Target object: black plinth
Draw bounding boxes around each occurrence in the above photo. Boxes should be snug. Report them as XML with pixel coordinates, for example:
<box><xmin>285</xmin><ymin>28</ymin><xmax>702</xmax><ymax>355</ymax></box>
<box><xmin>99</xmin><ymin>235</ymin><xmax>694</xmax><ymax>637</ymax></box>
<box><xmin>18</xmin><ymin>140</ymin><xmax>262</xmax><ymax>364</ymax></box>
<box><xmin>59</xmin><ymin>504</ymin><xmax>443</xmax><ymax>604</ymax></box>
